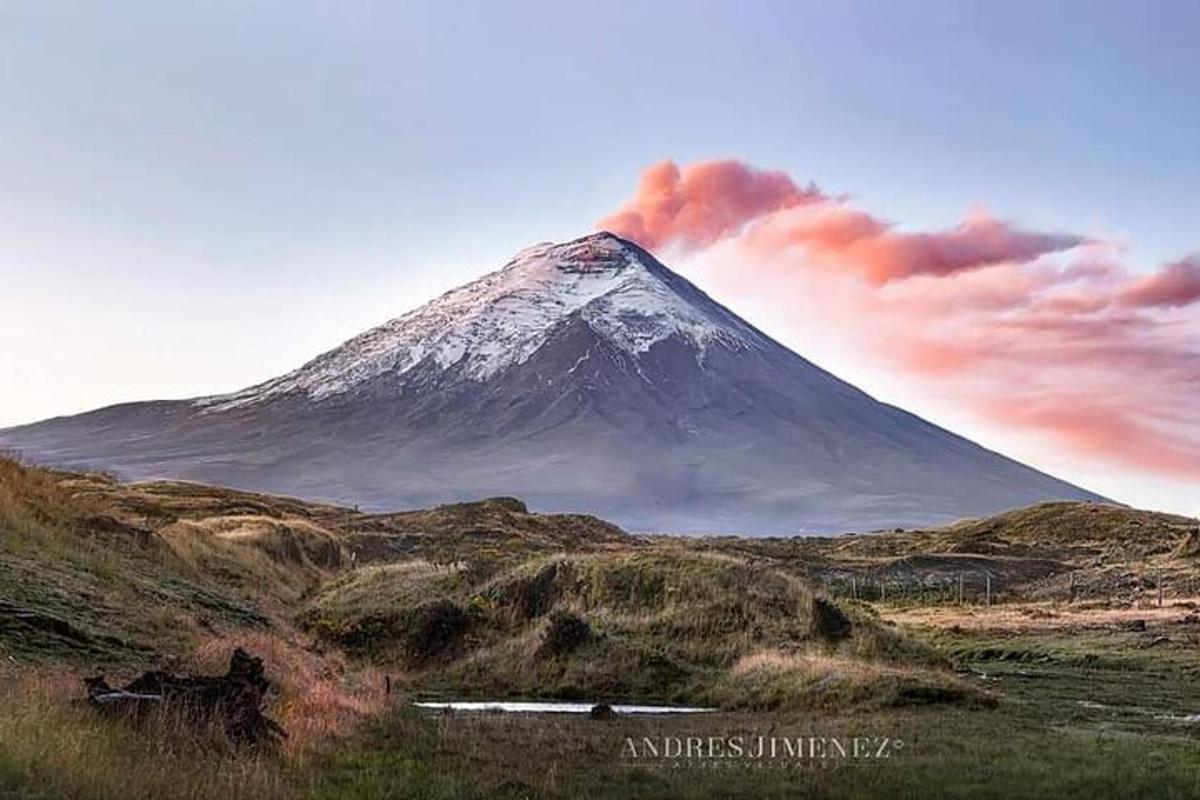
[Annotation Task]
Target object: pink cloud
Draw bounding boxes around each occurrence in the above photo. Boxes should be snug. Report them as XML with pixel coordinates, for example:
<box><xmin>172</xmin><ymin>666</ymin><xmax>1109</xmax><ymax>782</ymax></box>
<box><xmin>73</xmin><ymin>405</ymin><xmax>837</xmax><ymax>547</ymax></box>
<box><xmin>1118</xmin><ymin>256</ymin><xmax>1200</xmax><ymax>308</ymax></box>
<box><xmin>600</xmin><ymin>158</ymin><xmax>1200</xmax><ymax>483</ymax></box>
<box><xmin>597</xmin><ymin>159</ymin><xmax>822</xmax><ymax>251</ymax></box>
<box><xmin>603</xmin><ymin>163</ymin><xmax>1081</xmax><ymax>284</ymax></box>
<box><xmin>979</xmin><ymin>396</ymin><xmax>1200</xmax><ymax>480</ymax></box>
<box><xmin>742</xmin><ymin>205</ymin><xmax>1083</xmax><ymax>284</ymax></box>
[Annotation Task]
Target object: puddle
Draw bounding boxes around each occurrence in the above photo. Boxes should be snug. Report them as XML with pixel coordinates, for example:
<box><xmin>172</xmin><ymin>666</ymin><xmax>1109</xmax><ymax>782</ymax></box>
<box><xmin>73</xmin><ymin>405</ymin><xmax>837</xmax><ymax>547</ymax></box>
<box><xmin>413</xmin><ymin>700</ymin><xmax>716</xmax><ymax>715</ymax></box>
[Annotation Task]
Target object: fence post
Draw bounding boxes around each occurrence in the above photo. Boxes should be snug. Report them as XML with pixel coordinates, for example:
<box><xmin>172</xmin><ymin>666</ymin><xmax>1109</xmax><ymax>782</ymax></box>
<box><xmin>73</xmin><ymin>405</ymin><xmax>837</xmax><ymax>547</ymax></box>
<box><xmin>958</xmin><ymin>573</ymin><xmax>964</xmax><ymax>605</ymax></box>
<box><xmin>985</xmin><ymin>574</ymin><xmax>992</xmax><ymax>606</ymax></box>
<box><xmin>1158</xmin><ymin>570</ymin><xmax>1164</xmax><ymax>608</ymax></box>
<box><xmin>851</xmin><ymin>576</ymin><xmax>857</xmax><ymax>601</ymax></box>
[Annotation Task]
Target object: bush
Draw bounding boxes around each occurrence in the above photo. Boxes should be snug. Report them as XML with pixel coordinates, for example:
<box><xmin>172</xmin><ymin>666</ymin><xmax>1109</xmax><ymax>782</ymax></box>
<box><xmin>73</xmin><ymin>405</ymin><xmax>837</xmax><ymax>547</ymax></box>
<box><xmin>537</xmin><ymin>611</ymin><xmax>591</xmax><ymax>658</ymax></box>
<box><xmin>491</xmin><ymin>562</ymin><xmax>563</xmax><ymax>619</ymax></box>
<box><xmin>405</xmin><ymin>599</ymin><xmax>470</xmax><ymax>662</ymax></box>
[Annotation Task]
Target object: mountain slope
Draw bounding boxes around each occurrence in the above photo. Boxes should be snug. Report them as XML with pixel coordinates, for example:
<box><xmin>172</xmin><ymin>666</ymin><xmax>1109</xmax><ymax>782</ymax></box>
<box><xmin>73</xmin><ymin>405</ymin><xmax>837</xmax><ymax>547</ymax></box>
<box><xmin>0</xmin><ymin>232</ymin><xmax>1102</xmax><ymax>533</ymax></box>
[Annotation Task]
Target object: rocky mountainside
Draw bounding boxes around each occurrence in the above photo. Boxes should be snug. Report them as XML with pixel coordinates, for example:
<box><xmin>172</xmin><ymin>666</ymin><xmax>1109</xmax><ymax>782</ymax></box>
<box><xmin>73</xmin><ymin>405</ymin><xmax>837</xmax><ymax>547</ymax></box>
<box><xmin>0</xmin><ymin>232</ymin><xmax>1102</xmax><ymax>533</ymax></box>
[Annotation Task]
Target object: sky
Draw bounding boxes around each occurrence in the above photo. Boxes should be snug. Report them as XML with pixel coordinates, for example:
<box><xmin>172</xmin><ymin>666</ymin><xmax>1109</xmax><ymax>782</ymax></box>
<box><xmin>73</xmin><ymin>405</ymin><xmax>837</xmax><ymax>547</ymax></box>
<box><xmin>0</xmin><ymin>1</ymin><xmax>1197</xmax><ymax>515</ymax></box>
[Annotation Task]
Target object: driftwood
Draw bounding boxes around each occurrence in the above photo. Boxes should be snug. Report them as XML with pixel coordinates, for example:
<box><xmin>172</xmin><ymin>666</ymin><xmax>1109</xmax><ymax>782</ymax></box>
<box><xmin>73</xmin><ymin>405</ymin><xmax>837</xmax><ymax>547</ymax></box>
<box><xmin>85</xmin><ymin>648</ymin><xmax>286</xmax><ymax>746</ymax></box>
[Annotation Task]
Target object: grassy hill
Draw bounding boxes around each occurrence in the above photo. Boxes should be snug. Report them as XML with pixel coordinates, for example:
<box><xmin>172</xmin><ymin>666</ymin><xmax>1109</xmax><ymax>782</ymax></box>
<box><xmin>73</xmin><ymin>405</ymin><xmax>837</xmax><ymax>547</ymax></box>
<box><xmin>0</xmin><ymin>456</ymin><xmax>969</xmax><ymax>708</ymax></box>
<box><xmin>303</xmin><ymin>547</ymin><xmax>972</xmax><ymax>711</ymax></box>
<box><xmin>2</xmin><ymin>455</ymin><xmax>1198</xmax><ymax>800</ymax></box>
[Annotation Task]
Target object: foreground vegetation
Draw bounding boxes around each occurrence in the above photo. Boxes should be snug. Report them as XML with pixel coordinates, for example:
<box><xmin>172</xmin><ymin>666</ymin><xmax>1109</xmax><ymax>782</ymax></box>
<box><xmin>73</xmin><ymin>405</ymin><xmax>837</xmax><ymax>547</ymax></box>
<box><xmin>1</xmin><ymin>456</ymin><xmax>1198</xmax><ymax>798</ymax></box>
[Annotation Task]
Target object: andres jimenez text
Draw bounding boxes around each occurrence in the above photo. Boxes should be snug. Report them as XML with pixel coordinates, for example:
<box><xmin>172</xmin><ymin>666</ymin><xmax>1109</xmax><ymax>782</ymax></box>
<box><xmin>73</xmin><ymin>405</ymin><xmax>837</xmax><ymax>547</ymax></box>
<box><xmin>621</xmin><ymin>734</ymin><xmax>904</xmax><ymax>768</ymax></box>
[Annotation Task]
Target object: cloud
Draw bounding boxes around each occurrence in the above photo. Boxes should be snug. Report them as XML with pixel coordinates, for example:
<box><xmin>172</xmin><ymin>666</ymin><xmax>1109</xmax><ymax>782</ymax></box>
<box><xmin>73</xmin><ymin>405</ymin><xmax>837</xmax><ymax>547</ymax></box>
<box><xmin>600</xmin><ymin>159</ymin><xmax>1200</xmax><ymax>483</ymax></box>
<box><xmin>597</xmin><ymin>159</ymin><xmax>822</xmax><ymax>251</ymax></box>
<box><xmin>1118</xmin><ymin>256</ymin><xmax>1200</xmax><ymax>308</ymax></box>
<box><xmin>603</xmin><ymin>163</ymin><xmax>1082</xmax><ymax>284</ymax></box>
<box><xmin>741</xmin><ymin>204</ymin><xmax>1083</xmax><ymax>284</ymax></box>
<box><xmin>979</xmin><ymin>395</ymin><xmax>1200</xmax><ymax>480</ymax></box>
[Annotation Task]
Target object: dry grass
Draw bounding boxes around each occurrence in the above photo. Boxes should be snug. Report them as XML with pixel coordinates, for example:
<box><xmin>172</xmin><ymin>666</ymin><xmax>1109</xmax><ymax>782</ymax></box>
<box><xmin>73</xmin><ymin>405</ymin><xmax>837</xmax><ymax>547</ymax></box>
<box><xmin>720</xmin><ymin>647</ymin><xmax>985</xmax><ymax>710</ymax></box>
<box><xmin>731</xmin><ymin>649</ymin><xmax>929</xmax><ymax>684</ymax></box>
<box><xmin>307</xmin><ymin>560</ymin><xmax>466</xmax><ymax>622</ymax></box>
<box><xmin>0</xmin><ymin>665</ymin><xmax>291</xmax><ymax>800</ymax></box>
<box><xmin>187</xmin><ymin>630</ymin><xmax>390</xmax><ymax>761</ymax></box>
<box><xmin>0</xmin><ymin>456</ymin><xmax>96</xmax><ymax>543</ymax></box>
<box><xmin>201</xmin><ymin>515</ymin><xmax>345</xmax><ymax>568</ymax></box>
<box><xmin>0</xmin><ymin>456</ymin><xmax>395</xmax><ymax>798</ymax></box>
<box><xmin>157</xmin><ymin>516</ymin><xmax>345</xmax><ymax>605</ymax></box>
<box><xmin>830</xmin><ymin>501</ymin><xmax>1198</xmax><ymax>561</ymax></box>
<box><xmin>884</xmin><ymin>598</ymin><xmax>1200</xmax><ymax>632</ymax></box>
<box><xmin>0</xmin><ymin>628</ymin><xmax>391</xmax><ymax>799</ymax></box>
<box><xmin>306</xmin><ymin>545</ymin><xmax>959</xmax><ymax>712</ymax></box>
<box><xmin>10</xmin><ymin>455</ymin><xmax>1200</xmax><ymax>798</ymax></box>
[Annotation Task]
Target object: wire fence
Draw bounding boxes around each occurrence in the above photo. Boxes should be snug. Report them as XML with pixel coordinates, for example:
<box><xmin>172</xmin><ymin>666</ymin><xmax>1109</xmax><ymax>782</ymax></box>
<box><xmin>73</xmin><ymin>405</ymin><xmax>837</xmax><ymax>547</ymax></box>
<box><xmin>817</xmin><ymin>570</ymin><xmax>1200</xmax><ymax>607</ymax></box>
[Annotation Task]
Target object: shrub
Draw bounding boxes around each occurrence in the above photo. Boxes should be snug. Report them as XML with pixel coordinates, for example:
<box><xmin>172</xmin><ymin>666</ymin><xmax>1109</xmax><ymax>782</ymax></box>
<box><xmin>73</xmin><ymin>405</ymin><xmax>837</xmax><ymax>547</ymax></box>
<box><xmin>405</xmin><ymin>599</ymin><xmax>470</xmax><ymax>662</ymax></box>
<box><xmin>490</xmin><ymin>562</ymin><xmax>563</xmax><ymax>619</ymax></box>
<box><xmin>537</xmin><ymin>610</ymin><xmax>591</xmax><ymax>658</ymax></box>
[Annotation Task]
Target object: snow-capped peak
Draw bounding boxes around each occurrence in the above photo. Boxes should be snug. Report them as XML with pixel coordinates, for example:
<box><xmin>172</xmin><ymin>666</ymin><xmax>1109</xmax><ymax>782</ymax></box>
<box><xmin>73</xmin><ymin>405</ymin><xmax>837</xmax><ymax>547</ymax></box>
<box><xmin>199</xmin><ymin>232</ymin><xmax>762</xmax><ymax>409</ymax></box>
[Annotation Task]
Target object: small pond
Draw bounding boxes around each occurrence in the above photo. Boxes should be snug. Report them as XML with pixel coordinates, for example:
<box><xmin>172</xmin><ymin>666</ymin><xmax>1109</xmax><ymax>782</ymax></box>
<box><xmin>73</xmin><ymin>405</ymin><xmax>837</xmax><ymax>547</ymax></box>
<box><xmin>413</xmin><ymin>700</ymin><xmax>715</xmax><ymax>715</ymax></box>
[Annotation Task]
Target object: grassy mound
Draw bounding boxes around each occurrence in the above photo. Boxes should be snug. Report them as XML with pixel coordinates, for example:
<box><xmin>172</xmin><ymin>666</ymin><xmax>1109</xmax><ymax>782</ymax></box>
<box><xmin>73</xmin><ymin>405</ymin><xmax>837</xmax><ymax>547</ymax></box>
<box><xmin>834</xmin><ymin>501</ymin><xmax>1197</xmax><ymax>562</ymax></box>
<box><xmin>0</xmin><ymin>459</ymin><xmax>269</xmax><ymax>664</ymax></box>
<box><xmin>1172</xmin><ymin>526</ymin><xmax>1200</xmax><ymax>559</ymax></box>
<box><xmin>157</xmin><ymin>516</ymin><xmax>346</xmax><ymax>604</ymax></box>
<box><xmin>303</xmin><ymin>548</ymin><xmax>975</xmax><ymax>710</ymax></box>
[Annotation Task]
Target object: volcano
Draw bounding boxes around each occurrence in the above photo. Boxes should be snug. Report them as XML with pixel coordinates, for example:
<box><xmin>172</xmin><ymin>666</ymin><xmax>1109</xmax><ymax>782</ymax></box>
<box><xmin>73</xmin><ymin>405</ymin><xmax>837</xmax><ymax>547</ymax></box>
<box><xmin>0</xmin><ymin>232</ymin><xmax>1102</xmax><ymax>533</ymax></box>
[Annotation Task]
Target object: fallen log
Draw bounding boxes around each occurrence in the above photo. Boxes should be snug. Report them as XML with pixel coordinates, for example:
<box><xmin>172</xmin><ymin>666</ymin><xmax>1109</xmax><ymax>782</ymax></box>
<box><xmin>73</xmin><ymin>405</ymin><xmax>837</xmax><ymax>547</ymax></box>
<box><xmin>85</xmin><ymin>648</ymin><xmax>286</xmax><ymax>746</ymax></box>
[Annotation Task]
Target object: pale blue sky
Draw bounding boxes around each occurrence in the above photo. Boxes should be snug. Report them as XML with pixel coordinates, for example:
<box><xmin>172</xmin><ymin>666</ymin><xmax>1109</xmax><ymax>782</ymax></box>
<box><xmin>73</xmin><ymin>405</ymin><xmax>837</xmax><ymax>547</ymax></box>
<box><xmin>1</xmin><ymin>1</ymin><xmax>1197</xmax><ymax>512</ymax></box>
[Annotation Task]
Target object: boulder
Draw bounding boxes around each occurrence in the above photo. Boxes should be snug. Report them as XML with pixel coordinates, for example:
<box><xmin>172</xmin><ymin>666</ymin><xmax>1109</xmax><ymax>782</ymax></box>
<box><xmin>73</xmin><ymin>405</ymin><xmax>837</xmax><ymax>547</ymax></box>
<box><xmin>810</xmin><ymin>597</ymin><xmax>853</xmax><ymax>641</ymax></box>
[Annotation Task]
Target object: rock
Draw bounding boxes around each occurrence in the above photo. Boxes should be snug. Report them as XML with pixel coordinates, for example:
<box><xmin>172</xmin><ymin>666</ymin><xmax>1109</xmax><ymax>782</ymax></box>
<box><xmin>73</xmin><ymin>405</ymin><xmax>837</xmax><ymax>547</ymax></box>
<box><xmin>1124</xmin><ymin>619</ymin><xmax>1147</xmax><ymax>632</ymax></box>
<box><xmin>482</xmin><ymin>497</ymin><xmax>529</xmax><ymax>514</ymax></box>
<box><xmin>810</xmin><ymin>597</ymin><xmax>852</xmax><ymax>641</ymax></box>
<box><xmin>589</xmin><ymin>703</ymin><xmax>616</xmax><ymax>719</ymax></box>
<box><xmin>896</xmin><ymin>685</ymin><xmax>970</xmax><ymax>706</ymax></box>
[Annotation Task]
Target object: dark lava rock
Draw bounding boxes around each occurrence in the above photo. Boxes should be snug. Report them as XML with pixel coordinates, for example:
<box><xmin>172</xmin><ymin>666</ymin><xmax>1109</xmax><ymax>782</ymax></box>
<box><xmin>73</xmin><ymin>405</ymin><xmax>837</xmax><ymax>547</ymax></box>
<box><xmin>810</xmin><ymin>597</ymin><xmax>852</xmax><ymax>641</ymax></box>
<box><xmin>589</xmin><ymin>703</ymin><xmax>616</xmax><ymax>720</ymax></box>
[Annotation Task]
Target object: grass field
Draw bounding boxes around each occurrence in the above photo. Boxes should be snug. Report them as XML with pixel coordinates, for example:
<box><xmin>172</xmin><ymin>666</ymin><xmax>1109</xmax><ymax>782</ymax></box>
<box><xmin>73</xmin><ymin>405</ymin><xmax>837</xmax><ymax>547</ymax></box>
<box><xmin>299</xmin><ymin>593</ymin><xmax>1200</xmax><ymax>799</ymax></box>
<box><xmin>1</xmin><ymin>456</ymin><xmax>1198</xmax><ymax>799</ymax></box>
